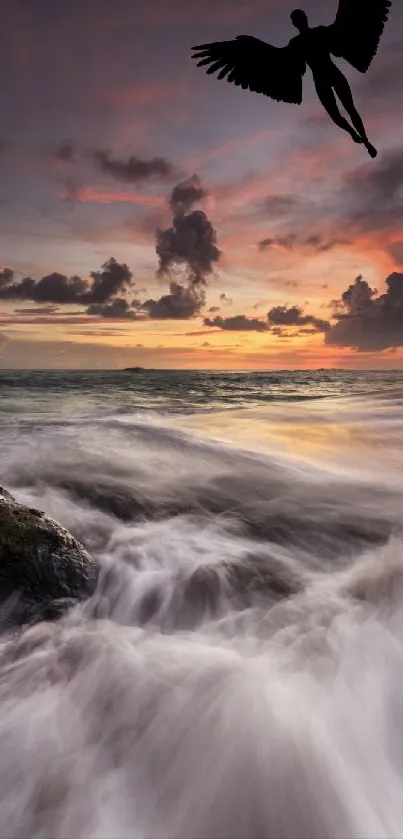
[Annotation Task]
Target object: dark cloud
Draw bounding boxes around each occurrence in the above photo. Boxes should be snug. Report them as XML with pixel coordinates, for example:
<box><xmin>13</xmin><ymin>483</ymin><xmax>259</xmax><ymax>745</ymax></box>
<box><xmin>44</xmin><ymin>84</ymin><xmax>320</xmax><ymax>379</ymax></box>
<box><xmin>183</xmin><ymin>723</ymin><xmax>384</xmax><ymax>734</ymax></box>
<box><xmin>156</xmin><ymin>209</ymin><xmax>220</xmax><ymax>283</ymax></box>
<box><xmin>125</xmin><ymin>176</ymin><xmax>220</xmax><ymax>321</ymax></box>
<box><xmin>304</xmin><ymin>235</ymin><xmax>351</xmax><ymax>252</ymax></box>
<box><xmin>0</xmin><ymin>259</ymin><xmax>135</xmax><ymax>312</ymax></box>
<box><xmin>326</xmin><ymin>273</ymin><xmax>403</xmax><ymax>351</ymax></box>
<box><xmin>14</xmin><ymin>305</ymin><xmax>60</xmax><ymax>315</ymax></box>
<box><xmin>67</xmin><ymin>328</ymin><xmax>134</xmax><ymax>337</ymax></box>
<box><xmin>0</xmin><ymin>175</ymin><xmax>219</xmax><ymax>325</ymax></box>
<box><xmin>86</xmin><ymin>298</ymin><xmax>140</xmax><ymax>319</ymax></box>
<box><xmin>268</xmin><ymin>306</ymin><xmax>304</xmax><ymax>325</ymax></box>
<box><xmin>141</xmin><ymin>175</ymin><xmax>221</xmax><ymax>320</ymax></box>
<box><xmin>84</xmin><ymin>258</ymin><xmax>133</xmax><ymax>305</ymax></box>
<box><xmin>0</xmin><ymin>270</ymin><xmax>88</xmax><ymax>304</ymax></box>
<box><xmin>142</xmin><ymin>282</ymin><xmax>205</xmax><ymax>320</ymax></box>
<box><xmin>258</xmin><ymin>235</ymin><xmax>296</xmax><ymax>252</ymax></box>
<box><xmin>267</xmin><ymin>305</ymin><xmax>329</xmax><ymax>332</ymax></box>
<box><xmin>304</xmin><ymin>234</ymin><xmax>321</xmax><ymax>248</ymax></box>
<box><xmin>169</xmin><ymin>175</ymin><xmax>207</xmax><ymax>217</ymax></box>
<box><xmin>204</xmin><ymin>314</ymin><xmax>268</xmax><ymax>332</ymax></box>
<box><xmin>0</xmin><ymin>269</ymin><xmax>14</xmax><ymax>287</ymax></box>
<box><xmin>258</xmin><ymin>234</ymin><xmax>350</xmax><ymax>253</ymax></box>
<box><xmin>93</xmin><ymin>150</ymin><xmax>175</xmax><ymax>183</ymax></box>
<box><xmin>157</xmin><ymin>176</ymin><xmax>220</xmax><ymax>285</ymax></box>
<box><xmin>271</xmin><ymin>327</ymin><xmax>294</xmax><ymax>339</ymax></box>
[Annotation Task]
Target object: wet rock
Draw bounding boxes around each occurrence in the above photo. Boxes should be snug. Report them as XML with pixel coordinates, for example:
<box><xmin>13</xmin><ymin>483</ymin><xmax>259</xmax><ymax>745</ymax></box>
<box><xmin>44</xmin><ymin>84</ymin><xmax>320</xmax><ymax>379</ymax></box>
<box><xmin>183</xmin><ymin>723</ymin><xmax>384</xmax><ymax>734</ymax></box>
<box><xmin>223</xmin><ymin>554</ymin><xmax>302</xmax><ymax>601</ymax></box>
<box><xmin>133</xmin><ymin>558</ymin><xmax>302</xmax><ymax>633</ymax></box>
<box><xmin>0</xmin><ymin>486</ymin><xmax>98</xmax><ymax>628</ymax></box>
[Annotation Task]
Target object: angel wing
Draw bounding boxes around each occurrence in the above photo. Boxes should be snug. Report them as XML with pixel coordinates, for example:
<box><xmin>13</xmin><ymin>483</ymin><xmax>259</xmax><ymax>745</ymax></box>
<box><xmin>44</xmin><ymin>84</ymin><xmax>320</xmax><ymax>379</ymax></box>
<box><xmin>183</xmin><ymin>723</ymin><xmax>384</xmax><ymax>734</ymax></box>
<box><xmin>191</xmin><ymin>36</ymin><xmax>306</xmax><ymax>105</ymax></box>
<box><xmin>327</xmin><ymin>0</ymin><xmax>391</xmax><ymax>72</ymax></box>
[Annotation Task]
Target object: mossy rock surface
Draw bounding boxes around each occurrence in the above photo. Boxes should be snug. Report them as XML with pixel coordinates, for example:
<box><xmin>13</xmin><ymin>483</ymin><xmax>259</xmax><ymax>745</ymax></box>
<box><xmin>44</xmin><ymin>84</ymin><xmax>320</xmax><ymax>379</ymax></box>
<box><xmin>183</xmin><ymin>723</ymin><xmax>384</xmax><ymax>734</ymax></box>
<box><xmin>0</xmin><ymin>487</ymin><xmax>98</xmax><ymax>626</ymax></box>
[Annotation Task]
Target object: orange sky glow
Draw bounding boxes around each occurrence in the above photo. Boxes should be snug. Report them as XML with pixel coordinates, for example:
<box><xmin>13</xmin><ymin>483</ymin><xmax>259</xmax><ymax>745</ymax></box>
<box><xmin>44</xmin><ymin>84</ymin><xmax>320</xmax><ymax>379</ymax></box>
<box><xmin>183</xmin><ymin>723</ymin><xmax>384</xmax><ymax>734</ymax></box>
<box><xmin>1</xmin><ymin>0</ymin><xmax>403</xmax><ymax>369</ymax></box>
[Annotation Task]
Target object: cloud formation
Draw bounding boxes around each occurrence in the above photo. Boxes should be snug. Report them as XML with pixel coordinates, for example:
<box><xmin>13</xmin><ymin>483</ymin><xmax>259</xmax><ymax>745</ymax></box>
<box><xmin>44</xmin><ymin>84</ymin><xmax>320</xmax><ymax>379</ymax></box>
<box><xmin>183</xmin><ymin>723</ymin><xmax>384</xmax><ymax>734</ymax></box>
<box><xmin>156</xmin><ymin>176</ymin><xmax>220</xmax><ymax>284</ymax></box>
<box><xmin>0</xmin><ymin>259</ymin><xmax>134</xmax><ymax>310</ymax></box>
<box><xmin>267</xmin><ymin>305</ymin><xmax>330</xmax><ymax>332</ymax></box>
<box><xmin>258</xmin><ymin>234</ymin><xmax>350</xmax><ymax>253</ymax></box>
<box><xmin>258</xmin><ymin>235</ymin><xmax>296</xmax><ymax>251</ymax></box>
<box><xmin>326</xmin><ymin>273</ymin><xmax>403</xmax><ymax>351</ymax></box>
<box><xmin>14</xmin><ymin>305</ymin><xmax>60</xmax><ymax>315</ymax></box>
<box><xmin>204</xmin><ymin>314</ymin><xmax>269</xmax><ymax>332</ymax></box>
<box><xmin>86</xmin><ymin>298</ymin><xmax>139</xmax><ymax>319</ymax></box>
<box><xmin>142</xmin><ymin>282</ymin><xmax>204</xmax><ymax>320</ymax></box>
<box><xmin>0</xmin><ymin>177</ymin><xmax>220</xmax><ymax>324</ymax></box>
<box><xmin>93</xmin><ymin>151</ymin><xmax>176</xmax><ymax>183</ymax></box>
<box><xmin>83</xmin><ymin>259</ymin><xmax>133</xmax><ymax>305</ymax></box>
<box><xmin>204</xmin><ymin>303</ymin><xmax>330</xmax><ymax>334</ymax></box>
<box><xmin>0</xmin><ymin>270</ymin><xmax>88</xmax><ymax>304</ymax></box>
<box><xmin>146</xmin><ymin>175</ymin><xmax>221</xmax><ymax>320</ymax></box>
<box><xmin>169</xmin><ymin>177</ymin><xmax>207</xmax><ymax>216</ymax></box>
<box><xmin>219</xmin><ymin>293</ymin><xmax>232</xmax><ymax>305</ymax></box>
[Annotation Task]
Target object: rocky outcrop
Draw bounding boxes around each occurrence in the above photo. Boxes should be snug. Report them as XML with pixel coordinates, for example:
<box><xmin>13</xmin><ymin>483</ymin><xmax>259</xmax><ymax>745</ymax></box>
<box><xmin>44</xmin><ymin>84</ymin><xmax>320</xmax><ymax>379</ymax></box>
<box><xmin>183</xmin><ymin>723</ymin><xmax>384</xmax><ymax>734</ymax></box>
<box><xmin>0</xmin><ymin>487</ymin><xmax>98</xmax><ymax>628</ymax></box>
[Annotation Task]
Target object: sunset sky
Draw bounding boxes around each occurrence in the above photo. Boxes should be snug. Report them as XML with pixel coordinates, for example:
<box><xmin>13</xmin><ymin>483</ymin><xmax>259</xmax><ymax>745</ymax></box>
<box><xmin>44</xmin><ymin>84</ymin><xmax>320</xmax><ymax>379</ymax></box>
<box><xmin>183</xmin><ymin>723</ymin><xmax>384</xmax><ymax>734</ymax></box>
<box><xmin>1</xmin><ymin>0</ymin><xmax>403</xmax><ymax>370</ymax></box>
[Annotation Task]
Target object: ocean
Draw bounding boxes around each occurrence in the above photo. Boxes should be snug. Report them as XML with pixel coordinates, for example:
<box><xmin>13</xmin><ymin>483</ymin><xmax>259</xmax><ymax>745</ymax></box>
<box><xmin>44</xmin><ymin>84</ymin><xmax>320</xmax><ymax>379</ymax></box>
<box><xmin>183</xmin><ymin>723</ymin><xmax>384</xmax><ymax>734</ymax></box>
<box><xmin>1</xmin><ymin>368</ymin><xmax>403</xmax><ymax>838</ymax></box>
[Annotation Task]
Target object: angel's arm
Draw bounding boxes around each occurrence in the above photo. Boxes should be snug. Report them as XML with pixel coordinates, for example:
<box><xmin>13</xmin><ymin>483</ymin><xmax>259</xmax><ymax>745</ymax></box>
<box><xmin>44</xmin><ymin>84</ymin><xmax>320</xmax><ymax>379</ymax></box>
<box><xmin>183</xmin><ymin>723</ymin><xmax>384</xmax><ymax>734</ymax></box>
<box><xmin>327</xmin><ymin>0</ymin><xmax>391</xmax><ymax>73</ymax></box>
<box><xmin>191</xmin><ymin>35</ymin><xmax>306</xmax><ymax>105</ymax></box>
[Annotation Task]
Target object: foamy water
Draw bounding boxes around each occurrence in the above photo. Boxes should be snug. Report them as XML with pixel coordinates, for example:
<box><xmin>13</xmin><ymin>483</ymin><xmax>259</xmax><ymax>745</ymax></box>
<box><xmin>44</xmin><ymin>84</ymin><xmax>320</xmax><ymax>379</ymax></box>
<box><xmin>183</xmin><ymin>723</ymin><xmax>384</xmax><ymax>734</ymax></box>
<box><xmin>1</xmin><ymin>370</ymin><xmax>403</xmax><ymax>838</ymax></box>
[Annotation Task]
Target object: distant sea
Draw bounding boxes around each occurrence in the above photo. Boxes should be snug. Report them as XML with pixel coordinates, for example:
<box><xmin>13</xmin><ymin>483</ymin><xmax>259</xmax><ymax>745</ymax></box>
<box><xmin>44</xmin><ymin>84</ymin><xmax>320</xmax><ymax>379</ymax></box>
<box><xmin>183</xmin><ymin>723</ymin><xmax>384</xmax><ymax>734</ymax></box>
<box><xmin>1</xmin><ymin>368</ymin><xmax>403</xmax><ymax>838</ymax></box>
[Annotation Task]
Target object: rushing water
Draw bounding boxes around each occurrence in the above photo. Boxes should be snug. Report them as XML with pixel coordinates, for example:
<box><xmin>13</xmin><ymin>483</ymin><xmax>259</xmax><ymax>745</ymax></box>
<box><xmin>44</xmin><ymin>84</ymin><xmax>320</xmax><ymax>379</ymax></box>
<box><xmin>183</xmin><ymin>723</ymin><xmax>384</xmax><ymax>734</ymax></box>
<box><xmin>1</xmin><ymin>369</ymin><xmax>403</xmax><ymax>838</ymax></box>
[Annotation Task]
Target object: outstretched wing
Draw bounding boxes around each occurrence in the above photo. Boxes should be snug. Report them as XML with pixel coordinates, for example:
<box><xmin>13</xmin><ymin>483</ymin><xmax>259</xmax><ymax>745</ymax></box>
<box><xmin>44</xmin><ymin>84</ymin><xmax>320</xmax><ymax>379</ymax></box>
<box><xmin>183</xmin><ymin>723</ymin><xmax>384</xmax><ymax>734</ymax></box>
<box><xmin>191</xmin><ymin>35</ymin><xmax>305</xmax><ymax>105</ymax></box>
<box><xmin>327</xmin><ymin>0</ymin><xmax>391</xmax><ymax>72</ymax></box>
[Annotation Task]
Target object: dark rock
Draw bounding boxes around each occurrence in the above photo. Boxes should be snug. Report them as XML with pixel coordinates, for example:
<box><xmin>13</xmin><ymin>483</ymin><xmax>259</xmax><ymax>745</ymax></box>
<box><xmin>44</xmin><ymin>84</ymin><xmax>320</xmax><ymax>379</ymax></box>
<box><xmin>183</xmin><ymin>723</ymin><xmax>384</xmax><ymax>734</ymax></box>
<box><xmin>223</xmin><ymin>554</ymin><xmax>301</xmax><ymax>601</ymax></box>
<box><xmin>0</xmin><ymin>487</ymin><xmax>98</xmax><ymax>629</ymax></box>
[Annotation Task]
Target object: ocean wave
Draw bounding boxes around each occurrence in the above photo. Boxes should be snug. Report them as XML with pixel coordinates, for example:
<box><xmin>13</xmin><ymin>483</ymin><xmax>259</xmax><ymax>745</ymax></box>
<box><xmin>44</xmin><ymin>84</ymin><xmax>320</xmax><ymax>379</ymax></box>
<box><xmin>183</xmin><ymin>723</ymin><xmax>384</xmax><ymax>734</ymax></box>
<box><xmin>1</xmin><ymin>535</ymin><xmax>403</xmax><ymax>837</ymax></box>
<box><xmin>1</xmin><ymin>377</ymin><xmax>403</xmax><ymax>836</ymax></box>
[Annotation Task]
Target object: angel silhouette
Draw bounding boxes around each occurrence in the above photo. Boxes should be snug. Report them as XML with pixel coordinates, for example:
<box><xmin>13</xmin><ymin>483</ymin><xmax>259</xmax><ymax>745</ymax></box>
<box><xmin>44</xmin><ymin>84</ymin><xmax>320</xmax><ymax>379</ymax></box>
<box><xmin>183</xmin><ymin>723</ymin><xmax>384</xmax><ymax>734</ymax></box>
<box><xmin>191</xmin><ymin>0</ymin><xmax>391</xmax><ymax>158</ymax></box>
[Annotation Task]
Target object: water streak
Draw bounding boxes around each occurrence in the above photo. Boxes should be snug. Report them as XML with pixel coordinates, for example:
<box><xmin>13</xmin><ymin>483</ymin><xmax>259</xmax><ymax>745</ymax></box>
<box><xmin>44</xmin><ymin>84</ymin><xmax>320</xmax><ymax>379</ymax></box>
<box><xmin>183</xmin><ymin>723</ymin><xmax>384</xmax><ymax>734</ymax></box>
<box><xmin>0</xmin><ymin>370</ymin><xmax>403</xmax><ymax>837</ymax></box>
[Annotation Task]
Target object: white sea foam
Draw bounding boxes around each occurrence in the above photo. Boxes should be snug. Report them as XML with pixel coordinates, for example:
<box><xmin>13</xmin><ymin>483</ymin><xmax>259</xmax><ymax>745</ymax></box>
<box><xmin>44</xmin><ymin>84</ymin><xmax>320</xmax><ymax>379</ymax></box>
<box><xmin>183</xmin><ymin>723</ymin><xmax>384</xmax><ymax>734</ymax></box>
<box><xmin>1</xmin><ymin>376</ymin><xmax>403</xmax><ymax>837</ymax></box>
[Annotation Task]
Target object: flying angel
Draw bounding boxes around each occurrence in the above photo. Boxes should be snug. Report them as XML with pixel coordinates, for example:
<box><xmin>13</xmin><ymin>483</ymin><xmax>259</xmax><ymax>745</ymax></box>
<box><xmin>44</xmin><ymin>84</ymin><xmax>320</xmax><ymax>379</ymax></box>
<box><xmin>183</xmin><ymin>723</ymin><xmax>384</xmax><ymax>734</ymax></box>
<box><xmin>191</xmin><ymin>1</ymin><xmax>391</xmax><ymax>158</ymax></box>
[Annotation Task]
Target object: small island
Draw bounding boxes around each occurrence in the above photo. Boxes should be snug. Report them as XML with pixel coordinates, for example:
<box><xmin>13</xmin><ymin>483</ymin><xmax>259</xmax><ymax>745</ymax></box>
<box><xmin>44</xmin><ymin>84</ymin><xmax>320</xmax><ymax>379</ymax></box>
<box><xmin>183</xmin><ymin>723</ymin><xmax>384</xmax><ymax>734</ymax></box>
<box><xmin>123</xmin><ymin>367</ymin><xmax>145</xmax><ymax>373</ymax></box>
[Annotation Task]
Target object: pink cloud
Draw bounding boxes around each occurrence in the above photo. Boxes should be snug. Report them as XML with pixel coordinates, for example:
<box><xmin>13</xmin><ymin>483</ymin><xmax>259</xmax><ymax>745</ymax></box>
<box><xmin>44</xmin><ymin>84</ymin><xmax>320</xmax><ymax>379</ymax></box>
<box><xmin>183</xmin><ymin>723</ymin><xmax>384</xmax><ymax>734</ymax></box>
<box><xmin>58</xmin><ymin>186</ymin><xmax>164</xmax><ymax>207</ymax></box>
<box><xmin>0</xmin><ymin>316</ymin><xmax>104</xmax><ymax>326</ymax></box>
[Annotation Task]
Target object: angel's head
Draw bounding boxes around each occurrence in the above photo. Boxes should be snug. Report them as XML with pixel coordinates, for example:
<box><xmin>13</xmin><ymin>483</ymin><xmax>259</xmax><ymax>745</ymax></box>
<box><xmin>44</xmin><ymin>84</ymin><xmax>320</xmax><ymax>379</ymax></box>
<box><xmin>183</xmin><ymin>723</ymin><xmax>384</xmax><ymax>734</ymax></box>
<box><xmin>290</xmin><ymin>9</ymin><xmax>308</xmax><ymax>31</ymax></box>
